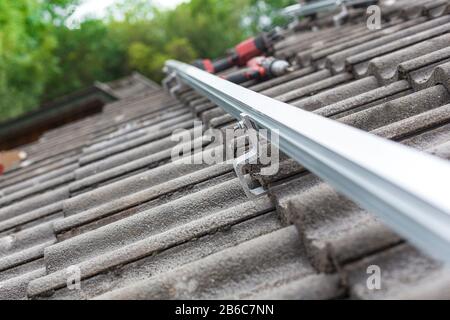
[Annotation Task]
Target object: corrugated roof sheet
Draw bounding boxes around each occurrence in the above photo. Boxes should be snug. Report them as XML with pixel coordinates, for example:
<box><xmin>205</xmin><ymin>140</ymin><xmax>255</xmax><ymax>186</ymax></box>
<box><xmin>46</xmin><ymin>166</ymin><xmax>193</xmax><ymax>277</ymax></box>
<box><xmin>1</xmin><ymin>0</ymin><xmax>450</xmax><ymax>300</ymax></box>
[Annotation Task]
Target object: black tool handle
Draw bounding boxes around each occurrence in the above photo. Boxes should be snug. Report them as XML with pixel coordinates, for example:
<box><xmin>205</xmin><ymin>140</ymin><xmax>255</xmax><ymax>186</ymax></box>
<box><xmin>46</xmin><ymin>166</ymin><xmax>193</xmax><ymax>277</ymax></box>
<box><xmin>212</xmin><ymin>56</ymin><xmax>235</xmax><ymax>73</ymax></box>
<box><xmin>225</xmin><ymin>69</ymin><xmax>260</xmax><ymax>84</ymax></box>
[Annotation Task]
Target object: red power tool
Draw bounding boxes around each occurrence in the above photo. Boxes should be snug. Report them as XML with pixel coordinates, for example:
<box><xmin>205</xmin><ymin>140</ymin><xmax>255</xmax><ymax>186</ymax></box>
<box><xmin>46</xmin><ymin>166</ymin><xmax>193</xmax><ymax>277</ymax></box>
<box><xmin>193</xmin><ymin>30</ymin><xmax>284</xmax><ymax>74</ymax></box>
<box><xmin>224</xmin><ymin>56</ymin><xmax>293</xmax><ymax>84</ymax></box>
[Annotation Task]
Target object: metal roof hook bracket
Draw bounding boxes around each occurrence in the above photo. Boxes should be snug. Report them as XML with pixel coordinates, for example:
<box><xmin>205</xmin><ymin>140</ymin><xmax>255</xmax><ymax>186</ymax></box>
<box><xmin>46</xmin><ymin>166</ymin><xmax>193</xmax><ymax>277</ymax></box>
<box><xmin>233</xmin><ymin>113</ymin><xmax>267</xmax><ymax>198</ymax></box>
<box><xmin>164</xmin><ymin>72</ymin><xmax>188</xmax><ymax>98</ymax></box>
<box><xmin>169</xmin><ymin>74</ymin><xmax>184</xmax><ymax>97</ymax></box>
<box><xmin>333</xmin><ymin>1</ymin><xmax>349</xmax><ymax>26</ymax></box>
<box><xmin>162</xmin><ymin>71</ymin><xmax>176</xmax><ymax>91</ymax></box>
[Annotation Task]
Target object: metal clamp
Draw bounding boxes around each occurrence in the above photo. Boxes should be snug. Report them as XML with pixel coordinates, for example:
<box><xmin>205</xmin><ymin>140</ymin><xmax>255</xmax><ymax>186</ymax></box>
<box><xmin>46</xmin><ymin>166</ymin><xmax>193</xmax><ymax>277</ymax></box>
<box><xmin>170</xmin><ymin>74</ymin><xmax>187</xmax><ymax>97</ymax></box>
<box><xmin>233</xmin><ymin>114</ymin><xmax>266</xmax><ymax>198</ymax></box>
<box><xmin>162</xmin><ymin>71</ymin><xmax>176</xmax><ymax>90</ymax></box>
<box><xmin>333</xmin><ymin>1</ymin><xmax>349</xmax><ymax>26</ymax></box>
<box><xmin>162</xmin><ymin>71</ymin><xmax>189</xmax><ymax>97</ymax></box>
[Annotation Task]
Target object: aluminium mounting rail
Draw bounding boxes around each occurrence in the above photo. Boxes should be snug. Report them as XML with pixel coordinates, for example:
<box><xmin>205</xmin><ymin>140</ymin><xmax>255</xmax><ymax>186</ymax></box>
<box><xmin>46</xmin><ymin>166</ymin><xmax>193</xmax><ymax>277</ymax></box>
<box><xmin>165</xmin><ymin>59</ymin><xmax>450</xmax><ymax>264</ymax></box>
<box><xmin>281</xmin><ymin>0</ymin><xmax>378</xmax><ymax>18</ymax></box>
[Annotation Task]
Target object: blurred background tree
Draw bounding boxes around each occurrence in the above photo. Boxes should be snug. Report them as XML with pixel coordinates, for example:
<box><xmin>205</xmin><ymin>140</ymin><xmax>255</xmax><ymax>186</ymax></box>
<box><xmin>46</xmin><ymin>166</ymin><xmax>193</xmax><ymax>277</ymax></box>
<box><xmin>0</xmin><ymin>0</ymin><xmax>79</xmax><ymax>120</ymax></box>
<box><xmin>0</xmin><ymin>0</ymin><xmax>297</xmax><ymax>122</ymax></box>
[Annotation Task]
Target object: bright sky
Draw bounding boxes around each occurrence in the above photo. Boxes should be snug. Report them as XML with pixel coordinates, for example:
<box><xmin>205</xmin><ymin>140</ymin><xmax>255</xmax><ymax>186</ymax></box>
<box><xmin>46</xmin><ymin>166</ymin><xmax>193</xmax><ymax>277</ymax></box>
<box><xmin>69</xmin><ymin>0</ymin><xmax>187</xmax><ymax>24</ymax></box>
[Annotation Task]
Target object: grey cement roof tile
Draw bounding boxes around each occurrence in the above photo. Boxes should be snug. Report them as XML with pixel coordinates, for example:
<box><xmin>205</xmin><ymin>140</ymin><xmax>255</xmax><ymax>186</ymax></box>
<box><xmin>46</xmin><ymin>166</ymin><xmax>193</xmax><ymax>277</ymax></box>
<box><xmin>0</xmin><ymin>163</ymin><xmax>78</xmax><ymax>197</ymax></box>
<box><xmin>243</xmin><ymin>273</ymin><xmax>344</xmax><ymax>300</ymax></box>
<box><xmin>402</xmin><ymin>123</ymin><xmax>450</xmax><ymax>150</ymax></box>
<box><xmin>56</xmin><ymin>163</ymin><xmax>234</xmax><ymax>238</ymax></box>
<box><xmin>398</xmin><ymin>46</ymin><xmax>450</xmax><ymax>90</ymax></box>
<box><xmin>344</xmin><ymin>244</ymin><xmax>449</xmax><ymax>299</ymax></box>
<box><xmin>29</xmin><ymin>196</ymin><xmax>276</xmax><ymax>298</ymax></box>
<box><xmin>75</xmin><ymin>130</ymin><xmax>193</xmax><ymax>179</ymax></box>
<box><xmin>81</xmin><ymin>106</ymin><xmax>189</xmax><ymax>155</ymax></box>
<box><xmin>429</xmin><ymin>60</ymin><xmax>450</xmax><ymax>90</ymax></box>
<box><xmin>275</xmin><ymin>28</ymin><xmax>338</xmax><ymax>60</ymax></box>
<box><xmin>0</xmin><ymin>259</ymin><xmax>46</xmax><ymax>291</ymax></box>
<box><xmin>293</xmin><ymin>76</ymin><xmax>379</xmax><ymax>111</ymax></box>
<box><xmin>209</xmin><ymin>113</ymin><xmax>236</xmax><ymax>128</ymax></box>
<box><xmin>17</xmin><ymin>145</ymin><xmax>79</xmax><ymax>167</ymax></box>
<box><xmin>0</xmin><ymin>267</ymin><xmax>46</xmax><ymax>300</ymax></box>
<box><xmin>45</xmin><ymin>178</ymin><xmax>248</xmax><ymax>274</ymax></box>
<box><xmin>367</xmin><ymin>34</ymin><xmax>450</xmax><ymax>85</ymax></box>
<box><xmin>78</xmin><ymin>115</ymin><xmax>195</xmax><ymax>165</ymax></box>
<box><xmin>339</xmin><ymin>85</ymin><xmax>450</xmax><ymax>131</ymax></box>
<box><xmin>93</xmin><ymin>226</ymin><xmax>313</xmax><ymax>300</ymax></box>
<box><xmin>64</xmin><ymin>159</ymin><xmax>216</xmax><ymax>217</ymax></box>
<box><xmin>0</xmin><ymin>222</ymin><xmax>56</xmax><ymax>258</ymax></box>
<box><xmin>201</xmin><ymin>107</ymin><xmax>227</xmax><ymax>125</ymax></box>
<box><xmin>426</xmin><ymin>1</ymin><xmax>450</xmax><ymax>18</ymax></box>
<box><xmin>261</xmin><ymin>69</ymin><xmax>331</xmax><ymax>97</ymax></box>
<box><xmin>307</xmin><ymin>21</ymin><xmax>408</xmax><ymax>66</ymax></box>
<box><xmin>314</xmin><ymin>80</ymin><xmax>412</xmax><ymax>118</ymax></box>
<box><xmin>193</xmin><ymin>101</ymin><xmax>216</xmax><ymax>116</ymax></box>
<box><xmin>0</xmin><ymin>158</ymin><xmax>77</xmax><ymax>192</ymax></box>
<box><xmin>0</xmin><ymin>241</ymin><xmax>54</xmax><ymax>278</ymax></box>
<box><xmin>428</xmin><ymin>140</ymin><xmax>450</xmax><ymax>159</ymax></box>
<box><xmin>69</xmin><ymin>136</ymin><xmax>209</xmax><ymax>195</ymax></box>
<box><xmin>293</xmin><ymin>26</ymin><xmax>370</xmax><ymax>66</ymax></box>
<box><xmin>293</xmin><ymin>24</ymin><xmax>367</xmax><ymax>50</ymax></box>
<box><xmin>326</xmin><ymin>17</ymin><xmax>436</xmax><ymax>73</ymax></box>
<box><xmin>0</xmin><ymin>202</ymin><xmax>62</xmax><ymax>235</ymax></box>
<box><xmin>371</xmin><ymin>103</ymin><xmax>450</xmax><ymax>141</ymax></box>
<box><xmin>0</xmin><ymin>173</ymin><xmax>74</xmax><ymax>207</ymax></box>
<box><xmin>250</xmin><ymin>67</ymin><xmax>314</xmax><ymax>92</ymax></box>
<box><xmin>270</xmin><ymin>174</ymin><xmax>323</xmax><ymax>224</ymax></box>
<box><xmin>59</xmin><ymin>172</ymin><xmax>238</xmax><ymax>242</ymax></box>
<box><xmin>0</xmin><ymin>187</ymin><xmax>68</xmax><ymax>223</ymax></box>
<box><xmin>287</xmin><ymin>182</ymin><xmax>402</xmax><ymax>273</ymax></box>
<box><xmin>189</xmin><ymin>97</ymin><xmax>209</xmax><ymax>108</ymax></box>
<box><xmin>20</xmin><ymin>146</ymin><xmax>83</xmax><ymax>169</ymax></box>
<box><xmin>348</xmin><ymin>21</ymin><xmax>450</xmax><ymax>78</ymax></box>
<box><xmin>405</xmin><ymin>0</ymin><xmax>450</xmax><ymax>19</ymax></box>
<box><xmin>275</xmin><ymin>72</ymin><xmax>354</xmax><ymax>103</ymax></box>
<box><xmin>43</xmin><ymin>211</ymin><xmax>282</xmax><ymax>299</ymax></box>
<box><xmin>253</xmin><ymin>158</ymin><xmax>306</xmax><ymax>190</ymax></box>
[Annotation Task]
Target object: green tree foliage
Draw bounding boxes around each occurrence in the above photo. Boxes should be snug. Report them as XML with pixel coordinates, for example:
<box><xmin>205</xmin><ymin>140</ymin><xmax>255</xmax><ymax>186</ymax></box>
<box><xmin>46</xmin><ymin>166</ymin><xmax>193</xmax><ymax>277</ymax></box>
<box><xmin>160</xmin><ymin>0</ymin><xmax>248</xmax><ymax>58</ymax></box>
<box><xmin>106</xmin><ymin>0</ymin><xmax>249</xmax><ymax>82</ymax></box>
<box><xmin>42</xmin><ymin>19</ymin><xmax>127</xmax><ymax>101</ymax></box>
<box><xmin>0</xmin><ymin>0</ymin><xmax>297</xmax><ymax>122</ymax></box>
<box><xmin>0</xmin><ymin>0</ymin><xmax>78</xmax><ymax>120</ymax></box>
